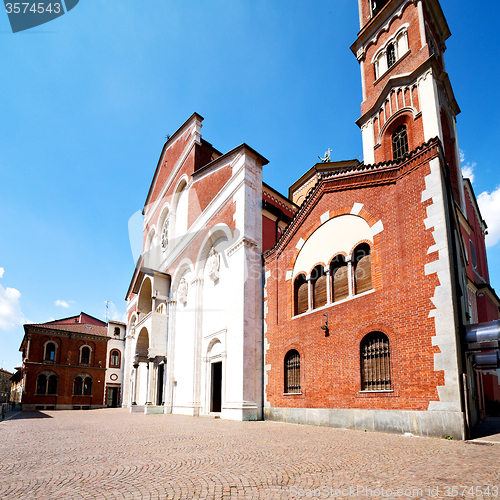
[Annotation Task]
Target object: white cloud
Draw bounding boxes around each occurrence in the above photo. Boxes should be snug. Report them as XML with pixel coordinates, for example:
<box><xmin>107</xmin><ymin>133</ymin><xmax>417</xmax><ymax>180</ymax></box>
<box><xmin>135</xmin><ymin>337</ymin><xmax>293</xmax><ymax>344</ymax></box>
<box><xmin>0</xmin><ymin>268</ymin><xmax>4</xmax><ymax>279</ymax></box>
<box><xmin>477</xmin><ymin>186</ymin><xmax>500</xmax><ymax>248</ymax></box>
<box><xmin>55</xmin><ymin>299</ymin><xmax>72</xmax><ymax>309</ymax></box>
<box><xmin>0</xmin><ymin>283</ymin><xmax>26</xmax><ymax>331</ymax></box>
<box><xmin>460</xmin><ymin>150</ymin><xmax>476</xmax><ymax>184</ymax></box>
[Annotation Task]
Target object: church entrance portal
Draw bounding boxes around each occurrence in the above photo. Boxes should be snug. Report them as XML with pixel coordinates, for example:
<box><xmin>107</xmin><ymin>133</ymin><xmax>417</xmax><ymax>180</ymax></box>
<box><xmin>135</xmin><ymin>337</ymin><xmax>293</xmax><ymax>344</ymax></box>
<box><xmin>211</xmin><ymin>362</ymin><xmax>222</xmax><ymax>412</ymax></box>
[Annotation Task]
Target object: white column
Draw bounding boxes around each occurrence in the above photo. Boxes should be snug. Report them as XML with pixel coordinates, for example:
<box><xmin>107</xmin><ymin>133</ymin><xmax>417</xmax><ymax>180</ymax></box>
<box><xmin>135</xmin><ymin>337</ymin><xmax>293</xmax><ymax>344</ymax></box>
<box><xmin>132</xmin><ymin>363</ymin><xmax>139</xmax><ymax>405</ymax></box>
<box><xmin>307</xmin><ymin>274</ymin><xmax>313</xmax><ymax>311</ymax></box>
<box><xmin>191</xmin><ymin>277</ymin><xmax>204</xmax><ymax>416</ymax></box>
<box><xmin>347</xmin><ymin>256</ymin><xmax>354</xmax><ymax>297</ymax></box>
<box><xmin>165</xmin><ymin>298</ymin><xmax>176</xmax><ymax>413</ymax></box>
<box><xmin>325</xmin><ymin>266</ymin><xmax>331</xmax><ymax>305</ymax></box>
<box><xmin>147</xmin><ymin>358</ymin><xmax>154</xmax><ymax>404</ymax></box>
<box><xmin>417</xmin><ymin>0</ymin><xmax>427</xmax><ymax>49</ymax></box>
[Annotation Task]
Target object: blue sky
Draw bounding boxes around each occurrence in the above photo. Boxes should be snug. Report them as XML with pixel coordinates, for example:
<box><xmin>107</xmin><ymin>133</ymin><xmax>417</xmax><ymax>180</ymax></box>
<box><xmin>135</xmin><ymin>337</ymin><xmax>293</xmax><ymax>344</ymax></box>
<box><xmin>1</xmin><ymin>0</ymin><xmax>499</xmax><ymax>373</ymax></box>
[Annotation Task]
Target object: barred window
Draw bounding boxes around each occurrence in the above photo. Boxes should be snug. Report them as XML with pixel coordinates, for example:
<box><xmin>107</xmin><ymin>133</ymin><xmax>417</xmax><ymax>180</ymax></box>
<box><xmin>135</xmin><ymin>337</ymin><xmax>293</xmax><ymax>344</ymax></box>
<box><xmin>284</xmin><ymin>350</ymin><xmax>301</xmax><ymax>394</ymax></box>
<box><xmin>392</xmin><ymin>125</ymin><xmax>408</xmax><ymax>160</ymax></box>
<box><xmin>361</xmin><ymin>332</ymin><xmax>391</xmax><ymax>391</ymax></box>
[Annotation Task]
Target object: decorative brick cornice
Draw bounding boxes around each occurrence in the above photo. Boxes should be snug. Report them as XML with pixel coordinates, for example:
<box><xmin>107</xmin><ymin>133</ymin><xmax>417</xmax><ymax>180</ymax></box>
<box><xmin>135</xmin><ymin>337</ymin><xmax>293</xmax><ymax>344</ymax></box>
<box><xmin>264</xmin><ymin>137</ymin><xmax>442</xmax><ymax>262</ymax></box>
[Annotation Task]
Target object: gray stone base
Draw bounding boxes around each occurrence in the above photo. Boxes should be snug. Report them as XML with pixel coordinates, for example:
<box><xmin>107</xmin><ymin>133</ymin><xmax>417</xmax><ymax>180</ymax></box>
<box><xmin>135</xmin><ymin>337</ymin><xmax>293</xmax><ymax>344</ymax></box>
<box><xmin>264</xmin><ymin>407</ymin><xmax>465</xmax><ymax>440</ymax></box>
<box><xmin>144</xmin><ymin>405</ymin><xmax>165</xmax><ymax>414</ymax></box>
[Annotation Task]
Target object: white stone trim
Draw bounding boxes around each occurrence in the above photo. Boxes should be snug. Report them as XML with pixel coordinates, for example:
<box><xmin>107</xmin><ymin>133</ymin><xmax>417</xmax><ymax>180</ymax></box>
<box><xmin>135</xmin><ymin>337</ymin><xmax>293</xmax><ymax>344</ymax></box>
<box><xmin>351</xmin><ymin>203</ymin><xmax>364</xmax><ymax>215</ymax></box>
<box><xmin>421</xmin><ymin>157</ymin><xmax>461</xmax><ymax>412</ymax></box>
<box><xmin>370</xmin><ymin>220</ymin><xmax>384</xmax><ymax>236</ymax></box>
<box><xmin>296</xmin><ymin>238</ymin><xmax>305</xmax><ymax>250</ymax></box>
<box><xmin>320</xmin><ymin>211</ymin><xmax>330</xmax><ymax>224</ymax></box>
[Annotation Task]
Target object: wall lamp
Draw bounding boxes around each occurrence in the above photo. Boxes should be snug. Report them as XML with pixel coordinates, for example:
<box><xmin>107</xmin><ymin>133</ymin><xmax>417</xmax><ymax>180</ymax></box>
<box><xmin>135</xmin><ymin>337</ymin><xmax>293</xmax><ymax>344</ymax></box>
<box><xmin>321</xmin><ymin>312</ymin><xmax>329</xmax><ymax>337</ymax></box>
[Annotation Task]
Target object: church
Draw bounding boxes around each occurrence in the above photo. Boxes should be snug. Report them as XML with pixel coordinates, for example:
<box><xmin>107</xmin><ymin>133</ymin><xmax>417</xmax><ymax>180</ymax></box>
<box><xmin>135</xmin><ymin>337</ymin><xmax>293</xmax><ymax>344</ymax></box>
<box><xmin>122</xmin><ymin>0</ymin><xmax>500</xmax><ymax>439</ymax></box>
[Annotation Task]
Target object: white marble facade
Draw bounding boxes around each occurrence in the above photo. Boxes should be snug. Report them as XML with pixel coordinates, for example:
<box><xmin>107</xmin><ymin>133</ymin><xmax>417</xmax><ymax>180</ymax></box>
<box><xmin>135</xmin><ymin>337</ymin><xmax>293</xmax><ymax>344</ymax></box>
<box><xmin>122</xmin><ymin>115</ymin><xmax>265</xmax><ymax>420</ymax></box>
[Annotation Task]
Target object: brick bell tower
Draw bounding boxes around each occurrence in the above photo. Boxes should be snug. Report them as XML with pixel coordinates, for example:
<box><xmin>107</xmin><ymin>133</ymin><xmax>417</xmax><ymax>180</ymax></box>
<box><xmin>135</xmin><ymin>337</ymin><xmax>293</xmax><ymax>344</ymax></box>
<box><xmin>351</xmin><ymin>0</ymin><xmax>465</xmax><ymax>209</ymax></box>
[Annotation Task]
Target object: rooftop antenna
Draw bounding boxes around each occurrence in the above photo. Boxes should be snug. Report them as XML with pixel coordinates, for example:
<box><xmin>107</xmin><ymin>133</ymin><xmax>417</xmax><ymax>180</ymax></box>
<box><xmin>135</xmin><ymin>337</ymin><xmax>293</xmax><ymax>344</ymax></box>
<box><xmin>105</xmin><ymin>301</ymin><xmax>113</xmax><ymax>323</ymax></box>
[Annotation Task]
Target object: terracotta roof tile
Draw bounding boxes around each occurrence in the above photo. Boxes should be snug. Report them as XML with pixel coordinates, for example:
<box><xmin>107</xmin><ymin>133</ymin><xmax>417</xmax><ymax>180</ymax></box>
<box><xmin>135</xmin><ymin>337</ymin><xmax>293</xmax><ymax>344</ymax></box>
<box><xmin>26</xmin><ymin>323</ymin><xmax>109</xmax><ymax>338</ymax></box>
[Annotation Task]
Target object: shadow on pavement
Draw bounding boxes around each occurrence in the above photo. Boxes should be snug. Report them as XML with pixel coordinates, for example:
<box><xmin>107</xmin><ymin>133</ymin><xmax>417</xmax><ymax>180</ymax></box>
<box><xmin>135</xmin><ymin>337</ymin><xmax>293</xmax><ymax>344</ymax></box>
<box><xmin>8</xmin><ymin>411</ymin><xmax>53</xmax><ymax>420</ymax></box>
<box><xmin>471</xmin><ymin>416</ymin><xmax>500</xmax><ymax>442</ymax></box>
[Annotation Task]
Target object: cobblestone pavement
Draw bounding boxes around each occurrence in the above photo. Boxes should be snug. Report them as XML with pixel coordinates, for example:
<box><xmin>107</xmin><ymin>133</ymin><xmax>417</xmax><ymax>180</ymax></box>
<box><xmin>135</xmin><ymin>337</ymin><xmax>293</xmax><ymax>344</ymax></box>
<box><xmin>1</xmin><ymin>409</ymin><xmax>500</xmax><ymax>500</ymax></box>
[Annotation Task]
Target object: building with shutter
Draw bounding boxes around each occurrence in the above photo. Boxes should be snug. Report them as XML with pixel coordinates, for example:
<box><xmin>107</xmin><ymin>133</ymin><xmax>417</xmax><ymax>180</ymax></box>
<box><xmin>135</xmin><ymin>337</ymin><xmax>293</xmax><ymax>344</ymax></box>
<box><xmin>19</xmin><ymin>313</ymin><xmax>126</xmax><ymax>411</ymax></box>
<box><xmin>122</xmin><ymin>0</ymin><xmax>499</xmax><ymax>438</ymax></box>
<box><xmin>262</xmin><ymin>0</ymin><xmax>499</xmax><ymax>439</ymax></box>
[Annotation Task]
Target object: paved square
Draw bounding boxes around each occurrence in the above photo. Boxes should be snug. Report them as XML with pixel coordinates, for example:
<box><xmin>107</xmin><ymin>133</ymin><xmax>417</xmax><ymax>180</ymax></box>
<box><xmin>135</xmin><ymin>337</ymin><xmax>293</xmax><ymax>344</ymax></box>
<box><xmin>1</xmin><ymin>409</ymin><xmax>499</xmax><ymax>499</ymax></box>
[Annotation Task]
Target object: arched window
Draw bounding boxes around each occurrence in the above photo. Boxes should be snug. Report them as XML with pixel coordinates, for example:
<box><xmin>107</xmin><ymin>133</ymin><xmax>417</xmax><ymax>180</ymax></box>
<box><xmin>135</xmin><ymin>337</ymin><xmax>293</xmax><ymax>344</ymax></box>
<box><xmin>110</xmin><ymin>350</ymin><xmax>120</xmax><ymax>368</ymax></box>
<box><xmin>386</xmin><ymin>43</ymin><xmax>396</xmax><ymax>68</ymax></box>
<box><xmin>74</xmin><ymin>377</ymin><xmax>83</xmax><ymax>395</ymax></box>
<box><xmin>354</xmin><ymin>244</ymin><xmax>372</xmax><ymax>294</ymax></box>
<box><xmin>83</xmin><ymin>377</ymin><xmax>92</xmax><ymax>396</ymax></box>
<box><xmin>361</xmin><ymin>332</ymin><xmax>391</xmax><ymax>391</ymax></box>
<box><xmin>44</xmin><ymin>342</ymin><xmax>56</xmax><ymax>362</ymax></box>
<box><xmin>330</xmin><ymin>255</ymin><xmax>349</xmax><ymax>302</ymax></box>
<box><xmin>80</xmin><ymin>346</ymin><xmax>91</xmax><ymax>365</ymax></box>
<box><xmin>392</xmin><ymin>125</ymin><xmax>408</xmax><ymax>160</ymax></box>
<box><xmin>36</xmin><ymin>374</ymin><xmax>47</xmax><ymax>394</ymax></box>
<box><xmin>294</xmin><ymin>274</ymin><xmax>308</xmax><ymax>316</ymax></box>
<box><xmin>311</xmin><ymin>265</ymin><xmax>327</xmax><ymax>309</ymax></box>
<box><xmin>47</xmin><ymin>375</ymin><xmax>58</xmax><ymax>395</ymax></box>
<box><xmin>284</xmin><ymin>350</ymin><xmax>301</xmax><ymax>394</ymax></box>
<box><xmin>371</xmin><ymin>0</ymin><xmax>389</xmax><ymax>16</ymax></box>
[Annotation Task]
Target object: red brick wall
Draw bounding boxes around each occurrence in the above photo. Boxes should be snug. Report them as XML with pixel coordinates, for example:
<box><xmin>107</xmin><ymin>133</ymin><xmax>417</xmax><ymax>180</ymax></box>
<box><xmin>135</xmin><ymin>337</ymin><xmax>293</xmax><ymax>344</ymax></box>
<box><xmin>477</xmin><ymin>294</ymin><xmax>500</xmax><ymax>323</ymax></box>
<box><xmin>22</xmin><ymin>329</ymin><xmax>108</xmax><ymax>408</ymax></box>
<box><xmin>264</xmin><ymin>152</ymin><xmax>446</xmax><ymax>412</ymax></box>
<box><xmin>188</xmin><ymin>164</ymin><xmax>233</xmax><ymax>228</ymax></box>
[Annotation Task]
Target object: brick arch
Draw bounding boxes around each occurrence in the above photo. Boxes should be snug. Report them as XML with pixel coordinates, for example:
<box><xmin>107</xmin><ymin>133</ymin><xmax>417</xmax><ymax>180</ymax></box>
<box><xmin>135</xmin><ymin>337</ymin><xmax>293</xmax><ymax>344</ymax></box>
<box><xmin>327</xmin><ymin>252</ymin><xmax>348</xmax><ymax>266</ymax></box>
<box><xmin>380</xmin><ymin>111</ymin><xmax>414</xmax><ymax>160</ymax></box>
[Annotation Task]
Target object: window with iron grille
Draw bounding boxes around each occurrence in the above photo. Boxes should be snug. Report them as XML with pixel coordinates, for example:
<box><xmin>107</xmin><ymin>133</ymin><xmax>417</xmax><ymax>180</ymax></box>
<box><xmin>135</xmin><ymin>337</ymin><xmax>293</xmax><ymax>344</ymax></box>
<box><xmin>361</xmin><ymin>332</ymin><xmax>391</xmax><ymax>391</ymax></box>
<box><xmin>284</xmin><ymin>350</ymin><xmax>301</xmax><ymax>394</ymax></box>
<box><xmin>392</xmin><ymin>125</ymin><xmax>408</xmax><ymax>160</ymax></box>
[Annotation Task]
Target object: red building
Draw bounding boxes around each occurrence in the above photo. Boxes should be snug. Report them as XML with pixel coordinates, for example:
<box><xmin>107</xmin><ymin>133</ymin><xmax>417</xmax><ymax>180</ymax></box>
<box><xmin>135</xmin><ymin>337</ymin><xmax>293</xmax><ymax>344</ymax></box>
<box><xmin>263</xmin><ymin>0</ymin><xmax>499</xmax><ymax>438</ymax></box>
<box><xmin>19</xmin><ymin>312</ymin><xmax>125</xmax><ymax>411</ymax></box>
